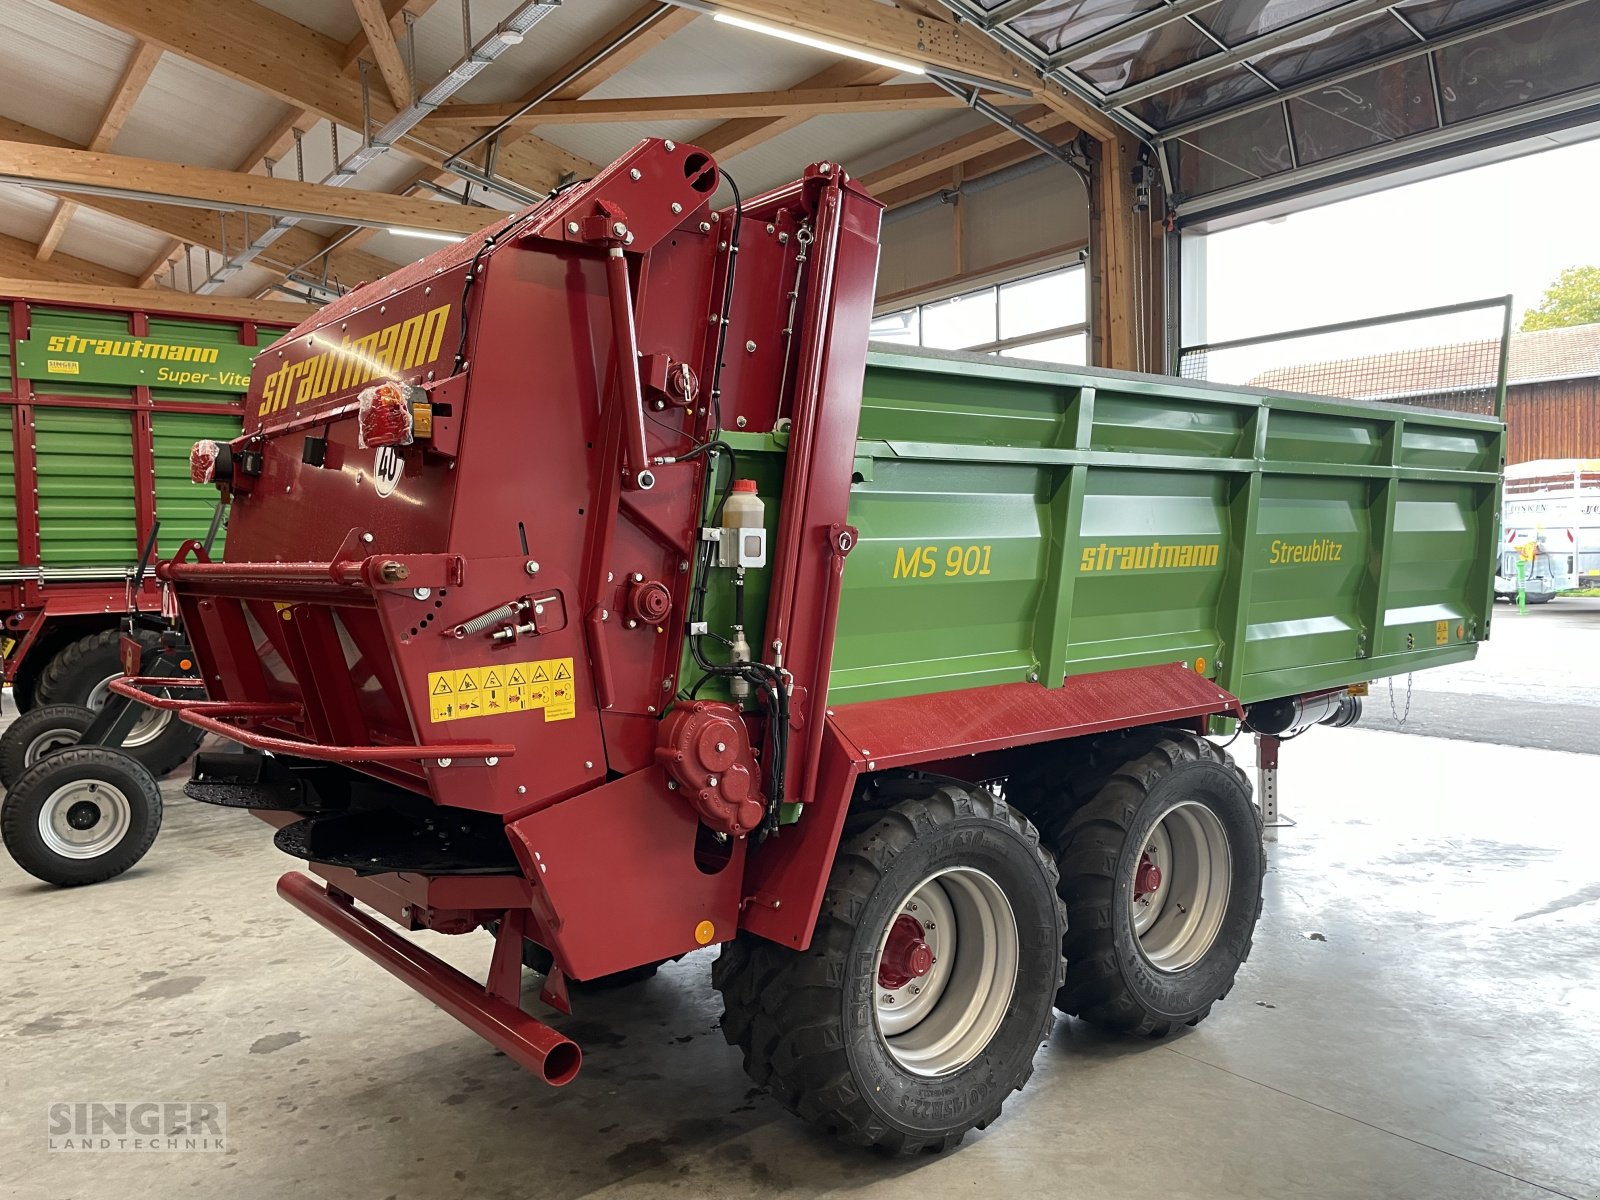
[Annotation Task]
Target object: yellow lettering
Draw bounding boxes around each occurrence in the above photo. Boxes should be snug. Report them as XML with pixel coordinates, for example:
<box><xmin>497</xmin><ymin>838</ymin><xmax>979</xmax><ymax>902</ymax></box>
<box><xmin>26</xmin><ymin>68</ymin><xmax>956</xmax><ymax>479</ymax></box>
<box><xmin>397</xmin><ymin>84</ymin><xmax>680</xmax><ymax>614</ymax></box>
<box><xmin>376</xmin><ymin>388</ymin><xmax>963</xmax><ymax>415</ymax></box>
<box><xmin>47</xmin><ymin>335</ymin><xmax>65</xmax><ymax>352</ymax></box>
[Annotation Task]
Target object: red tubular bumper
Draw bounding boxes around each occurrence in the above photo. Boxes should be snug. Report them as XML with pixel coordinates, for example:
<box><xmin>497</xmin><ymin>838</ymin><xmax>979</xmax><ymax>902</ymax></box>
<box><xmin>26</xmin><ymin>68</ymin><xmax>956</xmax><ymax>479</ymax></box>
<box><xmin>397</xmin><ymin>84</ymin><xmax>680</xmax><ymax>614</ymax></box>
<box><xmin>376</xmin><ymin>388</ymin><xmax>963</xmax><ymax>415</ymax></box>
<box><xmin>277</xmin><ymin>872</ymin><xmax>581</xmax><ymax>1086</ymax></box>
<box><xmin>107</xmin><ymin>677</ymin><xmax>515</xmax><ymax>765</ymax></box>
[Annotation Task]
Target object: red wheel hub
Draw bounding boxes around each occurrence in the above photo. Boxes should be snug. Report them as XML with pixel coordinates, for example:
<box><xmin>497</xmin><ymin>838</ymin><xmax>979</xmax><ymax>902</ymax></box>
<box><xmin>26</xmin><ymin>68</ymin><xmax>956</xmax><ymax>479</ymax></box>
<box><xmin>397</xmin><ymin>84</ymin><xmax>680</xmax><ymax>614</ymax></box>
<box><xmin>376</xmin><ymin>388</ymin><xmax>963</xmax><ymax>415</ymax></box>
<box><xmin>878</xmin><ymin>914</ymin><xmax>934</xmax><ymax>990</ymax></box>
<box><xmin>1134</xmin><ymin>854</ymin><xmax>1163</xmax><ymax>900</ymax></box>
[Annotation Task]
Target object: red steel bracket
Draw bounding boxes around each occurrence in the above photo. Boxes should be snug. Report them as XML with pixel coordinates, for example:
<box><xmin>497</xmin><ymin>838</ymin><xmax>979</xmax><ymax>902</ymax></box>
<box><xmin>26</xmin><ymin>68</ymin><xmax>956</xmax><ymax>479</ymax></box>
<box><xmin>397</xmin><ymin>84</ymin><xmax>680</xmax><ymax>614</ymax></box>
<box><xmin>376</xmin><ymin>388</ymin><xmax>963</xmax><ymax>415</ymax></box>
<box><xmin>278</xmin><ymin>872</ymin><xmax>580</xmax><ymax>1086</ymax></box>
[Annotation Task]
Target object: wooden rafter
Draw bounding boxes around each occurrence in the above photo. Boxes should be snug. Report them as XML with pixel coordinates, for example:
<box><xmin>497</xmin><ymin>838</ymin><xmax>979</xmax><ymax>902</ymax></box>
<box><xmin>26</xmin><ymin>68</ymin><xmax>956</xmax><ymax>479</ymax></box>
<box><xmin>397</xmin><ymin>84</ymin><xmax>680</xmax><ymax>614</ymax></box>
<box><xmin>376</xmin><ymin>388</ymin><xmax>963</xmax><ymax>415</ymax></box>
<box><xmin>430</xmin><ymin>84</ymin><xmax>1030</xmax><ymax>128</ymax></box>
<box><xmin>48</xmin><ymin>0</ymin><xmax>597</xmax><ymax>196</ymax></box>
<box><xmin>860</xmin><ymin>106</ymin><xmax>1062</xmax><ymax>195</ymax></box>
<box><xmin>874</xmin><ymin>117</ymin><xmax>1078</xmax><ymax>208</ymax></box>
<box><xmin>509</xmin><ymin>3</ymin><xmax>698</xmax><ymax>107</ymax></box>
<box><xmin>0</xmin><ymin>117</ymin><xmax>437</xmax><ymax>289</ymax></box>
<box><xmin>0</xmin><ymin>277</ymin><xmax>314</xmax><ymax>322</ymax></box>
<box><xmin>134</xmin><ymin>0</ymin><xmax>429</xmax><ymax>293</ymax></box>
<box><xmin>0</xmin><ymin>141</ymin><xmax>496</xmax><ymax>235</ymax></box>
<box><xmin>339</xmin><ymin>0</ymin><xmax>435</xmax><ymax>71</ymax></box>
<box><xmin>696</xmin><ymin>62</ymin><xmax>893</xmax><ymax>159</ymax></box>
<box><xmin>350</xmin><ymin>0</ymin><xmax>413</xmax><ymax>108</ymax></box>
<box><xmin>701</xmin><ymin>1</ymin><xmax>1118</xmax><ymax>141</ymax></box>
<box><xmin>327</xmin><ymin>1</ymin><xmax>683</xmax><ymax>264</ymax></box>
<box><xmin>36</xmin><ymin>40</ymin><xmax>164</xmax><ymax>262</ymax></box>
<box><xmin>0</xmin><ymin>230</ymin><xmax>137</xmax><ymax>287</ymax></box>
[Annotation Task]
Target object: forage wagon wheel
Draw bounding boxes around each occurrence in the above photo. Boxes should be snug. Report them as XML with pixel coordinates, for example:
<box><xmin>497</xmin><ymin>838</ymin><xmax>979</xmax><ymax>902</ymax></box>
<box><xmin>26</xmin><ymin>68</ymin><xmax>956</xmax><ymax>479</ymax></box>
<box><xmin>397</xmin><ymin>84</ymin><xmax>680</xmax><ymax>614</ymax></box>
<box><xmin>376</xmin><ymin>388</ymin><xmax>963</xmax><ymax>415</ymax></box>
<box><xmin>33</xmin><ymin>629</ymin><xmax>205</xmax><ymax>778</ymax></box>
<box><xmin>713</xmin><ymin>779</ymin><xmax>1066</xmax><ymax>1154</ymax></box>
<box><xmin>0</xmin><ymin>703</ymin><xmax>97</xmax><ymax>789</ymax></box>
<box><xmin>1041</xmin><ymin>728</ymin><xmax>1264</xmax><ymax>1037</ymax></box>
<box><xmin>0</xmin><ymin>747</ymin><xmax>163</xmax><ymax>887</ymax></box>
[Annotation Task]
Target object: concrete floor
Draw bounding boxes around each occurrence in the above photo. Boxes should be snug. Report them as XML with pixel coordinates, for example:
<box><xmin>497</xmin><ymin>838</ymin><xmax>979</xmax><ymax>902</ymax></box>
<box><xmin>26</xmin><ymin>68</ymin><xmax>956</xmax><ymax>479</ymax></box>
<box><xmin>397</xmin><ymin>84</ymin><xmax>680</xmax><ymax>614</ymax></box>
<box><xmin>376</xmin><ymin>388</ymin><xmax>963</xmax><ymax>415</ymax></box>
<box><xmin>3</xmin><ymin>727</ymin><xmax>1597</xmax><ymax>1200</ymax></box>
<box><xmin>1360</xmin><ymin>596</ymin><xmax>1600</xmax><ymax>754</ymax></box>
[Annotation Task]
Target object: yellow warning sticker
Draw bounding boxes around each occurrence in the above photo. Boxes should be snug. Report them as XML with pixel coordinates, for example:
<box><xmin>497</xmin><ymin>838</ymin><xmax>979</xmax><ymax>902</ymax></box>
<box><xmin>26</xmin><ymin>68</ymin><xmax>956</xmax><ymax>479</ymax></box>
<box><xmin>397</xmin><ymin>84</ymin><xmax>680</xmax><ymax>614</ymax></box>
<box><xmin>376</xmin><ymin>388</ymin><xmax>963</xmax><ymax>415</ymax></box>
<box><xmin>1434</xmin><ymin>620</ymin><xmax>1449</xmax><ymax>646</ymax></box>
<box><xmin>427</xmin><ymin>657</ymin><xmax>576</xmax><ymax>724</ymax></box>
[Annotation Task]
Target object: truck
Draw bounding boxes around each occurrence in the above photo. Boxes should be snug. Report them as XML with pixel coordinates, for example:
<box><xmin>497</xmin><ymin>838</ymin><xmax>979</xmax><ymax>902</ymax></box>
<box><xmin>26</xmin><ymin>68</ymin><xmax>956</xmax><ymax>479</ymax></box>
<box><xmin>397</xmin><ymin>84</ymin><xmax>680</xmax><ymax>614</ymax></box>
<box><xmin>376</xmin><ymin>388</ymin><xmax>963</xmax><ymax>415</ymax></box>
<box><xmin>0</xmin><ymin>290</ymin><xmax>290</xmax><ymax>775</ymax></box>
<box><xmin>98</xmin><ymin>140</ymin><xmax>1502</xmax><ymax>1153</ymax></box>
<box><xmin>1503</xmin><ymin>458</ymin><xmax>1600</xmax><ymax>590</ymax></box>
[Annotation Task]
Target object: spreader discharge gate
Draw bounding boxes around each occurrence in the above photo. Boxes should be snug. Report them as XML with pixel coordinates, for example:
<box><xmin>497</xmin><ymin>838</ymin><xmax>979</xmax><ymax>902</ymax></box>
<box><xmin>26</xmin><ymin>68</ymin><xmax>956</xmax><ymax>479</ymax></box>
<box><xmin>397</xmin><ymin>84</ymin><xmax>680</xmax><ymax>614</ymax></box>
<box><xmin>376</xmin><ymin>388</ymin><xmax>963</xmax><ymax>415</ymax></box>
<box><xmin>120</xmin><ymin>138</ymin><xmax>1504</xmax><ymax>1152</ymax></box>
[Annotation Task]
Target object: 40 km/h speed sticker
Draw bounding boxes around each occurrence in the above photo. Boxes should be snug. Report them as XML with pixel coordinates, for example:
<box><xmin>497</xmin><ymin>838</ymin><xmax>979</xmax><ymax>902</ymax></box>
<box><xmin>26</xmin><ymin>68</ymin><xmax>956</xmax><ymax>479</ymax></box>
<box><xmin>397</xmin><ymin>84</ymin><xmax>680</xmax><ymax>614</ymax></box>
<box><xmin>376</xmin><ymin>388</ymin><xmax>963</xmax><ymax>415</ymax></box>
<box><xmin>427</xmin><ymin>657</ymin><xmax>575</xmax><ymax>724</ymax></box>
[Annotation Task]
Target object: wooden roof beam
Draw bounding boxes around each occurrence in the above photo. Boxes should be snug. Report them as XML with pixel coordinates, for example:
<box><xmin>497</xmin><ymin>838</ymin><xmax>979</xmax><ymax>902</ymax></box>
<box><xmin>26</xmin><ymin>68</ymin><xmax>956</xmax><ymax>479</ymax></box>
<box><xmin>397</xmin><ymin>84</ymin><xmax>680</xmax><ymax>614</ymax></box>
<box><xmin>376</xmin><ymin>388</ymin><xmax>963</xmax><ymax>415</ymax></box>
<box><xmin>0</xmin><ymin>231</ymin><xmax>138</xmax><ymax>287</ymax></box>
<box><xmin>350</xmin><ymin>0</ymin><xmax>414</xmax><ymax>108</ymax></box>
<box><xmin>431</xmin><ymin>84</ymin><xmax>1032</xmax><ymax>127</ymax></box>
<box><xmin>0</xmin><ymin>277</ymin><xmax>315</xmax><ymax>323</ymax></box>
<box><xmin>696</xmin><ymin>61</ymin><xmax>893</xmax><ymax>159</ymax></box>
<box><xmin>339</xmin><ymin>0</ymin><xmax>437</xmax><ymax>72</ymax></box>
<box><xmin>0</xmin><ymin>118</ymin><xmax>395</xmax><ymax>289</ymax></box>
<box><xmin>874</xmin><ymin>116</ymin><xmax>1079</xmax><ymax>208</ymax></box>
<box><xmin>0</xmin><ymin>141</ymin><xmax>494</xmax><ymax>235</ymax></box>
<box><xmin>49</xmin><ymin>0</ymin><xmax>595</xmax><ymax>195</ymax></box>
<box><xmin>36</xmin><ymin>40</ymin><xmax>164</xmax><ymax>263</ymax></box>
<box><xmin>509</xmin><ymin>3</ymin><xmax>699</xmax><ymax>106</ymax></box>
<box><xmin>693</xmin><ymin>1</ymin><xmax>1118</xmax><ymax>141</ymax></box>
<box><xmin>331</xmin><ymin>1</ymin><xmax>684</xmax><ymax>262</ymax></box>
<box><xmin>860</xmin><ymin>106</ymin><xmax>1061</xmax><ymax>194</ymax></box>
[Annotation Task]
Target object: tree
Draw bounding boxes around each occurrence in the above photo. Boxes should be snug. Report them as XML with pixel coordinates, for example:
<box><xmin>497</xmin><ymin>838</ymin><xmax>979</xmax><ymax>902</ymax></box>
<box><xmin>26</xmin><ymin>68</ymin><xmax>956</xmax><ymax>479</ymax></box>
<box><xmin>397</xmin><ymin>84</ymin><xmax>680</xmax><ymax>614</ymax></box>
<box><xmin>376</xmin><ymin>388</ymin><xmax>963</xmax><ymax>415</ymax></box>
<box><xmin>1522</xmin><ymin>265</ymin><xmax>1600</xmax><ymax>331</ymax></box>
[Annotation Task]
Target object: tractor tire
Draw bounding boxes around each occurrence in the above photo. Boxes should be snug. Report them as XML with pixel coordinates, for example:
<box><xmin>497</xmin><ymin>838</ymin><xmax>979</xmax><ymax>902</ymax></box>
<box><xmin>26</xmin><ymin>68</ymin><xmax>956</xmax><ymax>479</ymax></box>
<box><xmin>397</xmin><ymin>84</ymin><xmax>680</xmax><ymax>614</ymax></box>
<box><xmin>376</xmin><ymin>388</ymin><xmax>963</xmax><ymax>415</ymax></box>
<box><xmin>713</xmin><ymin>780</ymin><xmax>1065</xmax><ymax>1154</ymax></box>
<box><xmin>1042</xmin><ymin>729</ymin><xmax>1263</xmax><ymax>1037</ymax></box>
<box><xmin>0</xmin><ymin>703</ymin><xmax>96</xmax><ymax>789</ymax></box>
<box><xmin>34</xmin><ymin>630</ymin><xmax>203</xmax><ymax>778</ymax></box>
<box><xmin>1</xmin><ymin>746</ymin><xmax>163</xmax><ymax>886</ymax></box>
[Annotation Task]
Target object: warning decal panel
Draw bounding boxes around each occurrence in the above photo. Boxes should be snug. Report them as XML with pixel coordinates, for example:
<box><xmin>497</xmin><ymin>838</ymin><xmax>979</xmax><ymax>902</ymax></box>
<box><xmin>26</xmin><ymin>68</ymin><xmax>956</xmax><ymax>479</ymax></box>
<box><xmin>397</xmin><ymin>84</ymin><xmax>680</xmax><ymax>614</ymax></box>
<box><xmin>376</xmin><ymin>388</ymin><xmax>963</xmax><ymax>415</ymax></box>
<box><xmin>427</xmin><ymin>657</ymin><xmax>576</xmax><ymax>724</ymax></box>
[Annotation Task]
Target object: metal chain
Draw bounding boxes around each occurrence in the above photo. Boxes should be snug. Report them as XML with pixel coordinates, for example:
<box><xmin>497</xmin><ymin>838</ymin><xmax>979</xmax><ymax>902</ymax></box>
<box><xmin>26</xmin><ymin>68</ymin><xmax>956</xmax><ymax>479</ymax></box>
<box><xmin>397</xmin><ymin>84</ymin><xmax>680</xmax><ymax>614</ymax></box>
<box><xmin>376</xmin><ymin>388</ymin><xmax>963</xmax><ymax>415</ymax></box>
<box><xmin>1387</xmin><ymin>673</ymin><xmax>1413</xmax><ymax>725</ymax></box>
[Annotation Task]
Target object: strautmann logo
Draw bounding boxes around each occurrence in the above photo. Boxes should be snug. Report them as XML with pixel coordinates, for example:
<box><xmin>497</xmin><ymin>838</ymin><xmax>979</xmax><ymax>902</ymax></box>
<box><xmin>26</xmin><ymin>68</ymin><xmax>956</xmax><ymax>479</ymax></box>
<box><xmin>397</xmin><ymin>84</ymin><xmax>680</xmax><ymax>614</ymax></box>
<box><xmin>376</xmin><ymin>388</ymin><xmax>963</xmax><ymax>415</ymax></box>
<box><xmin>1079</xmin><ymin>541</ymin><xmax>1220</xmax><ymax>572</ymax></box>
<box><xmin>256</xmin><ymin>303</ymin><xmax>450</xmax><ymax>416</ymax></box>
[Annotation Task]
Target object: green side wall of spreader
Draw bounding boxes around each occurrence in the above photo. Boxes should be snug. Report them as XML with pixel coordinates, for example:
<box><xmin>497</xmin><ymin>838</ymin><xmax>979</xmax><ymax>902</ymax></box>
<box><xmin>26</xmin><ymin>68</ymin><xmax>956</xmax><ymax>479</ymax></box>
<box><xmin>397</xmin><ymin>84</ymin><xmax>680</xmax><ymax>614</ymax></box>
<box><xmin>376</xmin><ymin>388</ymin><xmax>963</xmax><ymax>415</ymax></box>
<box><xmin>697</xmin><ymin>346</ymin><xmax>1503</xmax><ymax>712</ymax></box>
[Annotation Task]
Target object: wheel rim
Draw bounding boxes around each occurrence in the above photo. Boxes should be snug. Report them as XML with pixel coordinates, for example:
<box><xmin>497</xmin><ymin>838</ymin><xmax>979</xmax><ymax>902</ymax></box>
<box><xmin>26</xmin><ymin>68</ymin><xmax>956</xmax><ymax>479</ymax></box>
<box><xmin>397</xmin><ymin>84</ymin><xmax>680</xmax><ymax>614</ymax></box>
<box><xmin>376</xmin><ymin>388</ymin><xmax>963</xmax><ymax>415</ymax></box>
<box><xmin>37</xmin><ymin>779</ymin><xmax>133</xmax><ymax>859</ymax></box>
<box><xmin>1131</xmin><ymin>801</ymin><xmax>1232</xmax><ymax>972</ymax></box>
<box><xmin>87</xmin><ymin>672</ymin><xmax>170</xmax><ymax>748</ymax></box>
<box><xmin>873</xmin><ymin>867</ymin><xmax>1018</xmax><ymax>1077</ymax></box>
<box><xmin>25</xmin><ymin>726</ymin><xmax>80</xmax><ymax>768</ymax></box>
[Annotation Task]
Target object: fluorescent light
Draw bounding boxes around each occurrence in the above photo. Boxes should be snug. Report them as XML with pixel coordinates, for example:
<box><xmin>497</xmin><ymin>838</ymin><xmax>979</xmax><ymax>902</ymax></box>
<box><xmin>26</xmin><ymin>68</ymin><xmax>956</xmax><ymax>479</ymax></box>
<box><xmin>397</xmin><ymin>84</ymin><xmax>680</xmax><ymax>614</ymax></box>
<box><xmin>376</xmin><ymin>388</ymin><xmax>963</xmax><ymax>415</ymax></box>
<box><xmin>712</xmin><ymin>12</ymin><xmax>926</xmax><ymax>75</ymax></box>
<box><xmin>388</xmin><ymin>227</ymin><xmax>465</xmax><ymax>242</ymax></box>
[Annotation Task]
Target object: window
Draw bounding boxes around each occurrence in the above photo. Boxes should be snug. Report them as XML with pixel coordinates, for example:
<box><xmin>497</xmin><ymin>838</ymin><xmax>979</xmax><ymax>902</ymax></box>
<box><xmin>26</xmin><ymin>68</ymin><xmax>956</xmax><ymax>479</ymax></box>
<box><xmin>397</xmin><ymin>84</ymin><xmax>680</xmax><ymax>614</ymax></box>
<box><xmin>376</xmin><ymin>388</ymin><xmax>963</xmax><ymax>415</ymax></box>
<box><xmin>874</xmin><ymin>264</ymin><xmax>1089</xmax><ymax>366</ymax></box>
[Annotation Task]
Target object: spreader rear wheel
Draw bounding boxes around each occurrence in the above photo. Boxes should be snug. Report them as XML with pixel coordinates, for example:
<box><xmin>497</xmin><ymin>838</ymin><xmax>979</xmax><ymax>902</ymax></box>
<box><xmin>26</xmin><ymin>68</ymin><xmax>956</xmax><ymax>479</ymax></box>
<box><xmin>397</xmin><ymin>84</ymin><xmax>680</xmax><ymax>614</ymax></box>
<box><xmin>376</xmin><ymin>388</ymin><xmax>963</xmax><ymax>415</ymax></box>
<box><xmin>0</xmin><ymin>703</ymin><xmax>95</xmax><ymax>789</ymax></box>
<box><xmin>1045</xmin><ymin>730</ymin><xmax>1262</xmax><ymax>1036</ymax></box>
<box><xmin>714</xmin><ymin>780</ymin><xmax>1065</xmax><ymax>1153</ymax></box>
<box><xmin>1</xmin><ymin>747</ymin><xmax>162</xmax><ymax>886</ymax></box>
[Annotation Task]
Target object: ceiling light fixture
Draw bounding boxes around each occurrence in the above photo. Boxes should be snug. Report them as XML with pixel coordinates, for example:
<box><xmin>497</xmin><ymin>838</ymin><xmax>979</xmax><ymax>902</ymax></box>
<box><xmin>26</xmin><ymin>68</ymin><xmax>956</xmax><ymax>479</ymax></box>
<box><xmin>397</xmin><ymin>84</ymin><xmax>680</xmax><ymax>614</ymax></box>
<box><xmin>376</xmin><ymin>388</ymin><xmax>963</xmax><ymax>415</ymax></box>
<box><xmin>388</xmin><ymin>227</ymin><xmax>466</xmax><ymax>242</ymax></box>
<box><xmin>711</xmin><ymin>12</ymin><xmax>926</xmax><ymax>75</ymax></box>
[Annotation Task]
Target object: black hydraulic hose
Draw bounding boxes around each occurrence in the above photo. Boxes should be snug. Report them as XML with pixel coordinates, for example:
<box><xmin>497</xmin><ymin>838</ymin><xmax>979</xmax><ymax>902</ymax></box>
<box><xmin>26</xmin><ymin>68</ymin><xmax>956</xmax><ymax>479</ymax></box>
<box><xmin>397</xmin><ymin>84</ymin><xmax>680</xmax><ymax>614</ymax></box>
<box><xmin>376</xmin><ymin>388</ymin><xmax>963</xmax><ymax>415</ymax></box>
<box><xmin>705</xmin><ymin>167</ymin><xmax>743</xmax><ymax>435</ymax></box>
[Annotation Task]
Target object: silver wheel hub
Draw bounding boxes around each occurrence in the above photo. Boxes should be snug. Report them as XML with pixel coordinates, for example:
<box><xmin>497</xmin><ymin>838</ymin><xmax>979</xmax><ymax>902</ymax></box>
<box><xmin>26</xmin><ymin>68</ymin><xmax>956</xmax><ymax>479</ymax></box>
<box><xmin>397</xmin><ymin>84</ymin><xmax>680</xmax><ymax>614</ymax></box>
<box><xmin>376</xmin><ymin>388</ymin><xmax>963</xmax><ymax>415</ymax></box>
<box><xmin>88</xmin><ymin>671</ymin><xmax>170</xmax><ymax>748</ymax></box>
<box><xmin>37</xmin><ymin>779</ymin><xmax>132</xmax><ymax>859</ymax></box>
<box><xmin>25</xmin><ymin>726</ymin><xmax>80</xmax><ymax>768</ymax></box>
<box><xmin>1131</xmin><ymin>801</ymin><xmax>1232</xmax><ymax>972</ymax></box>
<box><xmin>873</xmin><ymin>867</ymin><xmax>1018</xmax><ymax>1076</ymax></box>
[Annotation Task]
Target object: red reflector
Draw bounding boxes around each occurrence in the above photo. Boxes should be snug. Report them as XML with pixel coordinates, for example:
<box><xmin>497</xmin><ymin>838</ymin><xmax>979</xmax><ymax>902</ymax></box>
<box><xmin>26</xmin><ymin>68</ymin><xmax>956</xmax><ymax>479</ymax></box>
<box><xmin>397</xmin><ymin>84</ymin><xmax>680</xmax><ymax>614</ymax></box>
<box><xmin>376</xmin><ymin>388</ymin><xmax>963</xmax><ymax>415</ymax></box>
<box><xmin>119</xmin><ymin>635</ymin><xmax>142</xmax><ymax>677</ymax></box>
<box><xmin>357</xmin><ymin>381</ymin><xmax>416</xmax><ymax>449</ymax></box>
<box><xmin>190</xmin><ymin>439</ymin><xmax>220</xmax><ymax>484</ymax></box>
